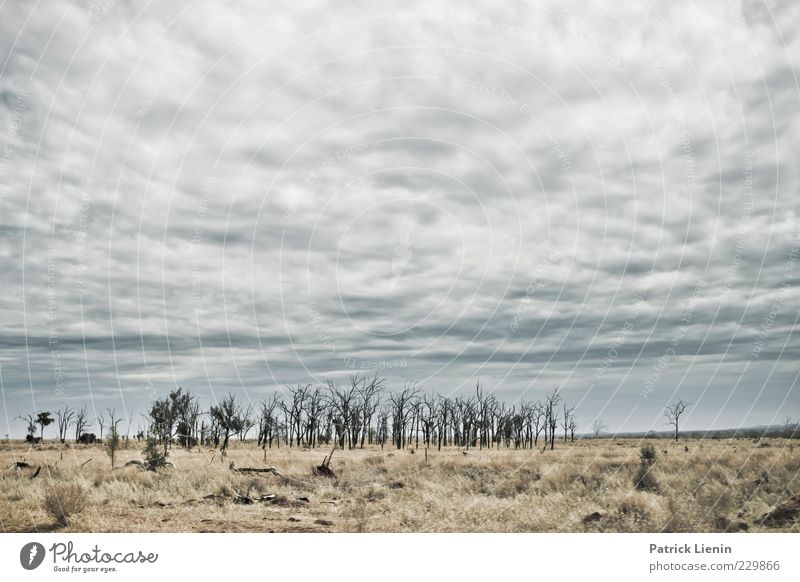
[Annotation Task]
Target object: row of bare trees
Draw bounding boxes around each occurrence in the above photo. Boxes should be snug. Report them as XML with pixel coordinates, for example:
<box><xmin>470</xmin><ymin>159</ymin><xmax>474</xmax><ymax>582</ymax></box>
<box><xmin>17</xmin><ymin>407</ymin><xmax>93</xmax><ymax>443</ymax></box>
<box><xmin>137</xmin><ymin>377</ymin><xmax>586</xmax><ymax>453</ymax></box>
<box><xmin>16</xmin><ymin>376</ymin><xmax>707</xmax><ymax>451</ymax></box>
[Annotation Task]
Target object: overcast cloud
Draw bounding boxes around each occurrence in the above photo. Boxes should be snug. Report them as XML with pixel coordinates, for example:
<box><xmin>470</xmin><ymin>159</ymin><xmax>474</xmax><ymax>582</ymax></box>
<box><xmin>1</xmin><ymin>0</ymin><xmax>798</xmax><ymax>435</ymax></box>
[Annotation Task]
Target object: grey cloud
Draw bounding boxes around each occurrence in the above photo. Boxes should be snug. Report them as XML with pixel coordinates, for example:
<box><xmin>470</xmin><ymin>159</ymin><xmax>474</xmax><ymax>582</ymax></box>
<box><xmin>0</xmin><ymin>0</ymin><xmax>798</xmax><ymax>436</ymax></box>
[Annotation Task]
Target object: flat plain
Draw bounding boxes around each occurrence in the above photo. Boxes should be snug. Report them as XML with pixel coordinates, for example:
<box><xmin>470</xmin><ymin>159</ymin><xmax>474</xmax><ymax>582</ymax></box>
<box><xmin>1</xmin><ymin>438</ymin><xmax>799</xmax><ymax>533</ymax></box>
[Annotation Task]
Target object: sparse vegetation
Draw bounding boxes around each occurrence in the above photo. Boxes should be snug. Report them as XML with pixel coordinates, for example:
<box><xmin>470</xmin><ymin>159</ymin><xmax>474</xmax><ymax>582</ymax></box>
<box><xmin>5</xmin><ymin>380</ymin><xmax>798</xmax><ymax>533</ymax></box>
<box><xmin>43</xmin><ymin>482</ymin><xmax>87</xmax><ymax>528</ymax></box>
<box><xmin>634</xmin><ymin>444</ymin><xmax>659</xmax><ymax>491</ymax></box>
<box><xmin>143</xmin><ymin>436</ymin><xmax>168</xmax><ymax>470</ymax></box>
<box><xmin>104</xmin><ymin>409</ymin><xmax>123</xmax><ymax>469</ymax></box>
<box><xmin>1</xmin><ymin>437</ymin><xmax>797</xmax><ymax>533</ymax></box>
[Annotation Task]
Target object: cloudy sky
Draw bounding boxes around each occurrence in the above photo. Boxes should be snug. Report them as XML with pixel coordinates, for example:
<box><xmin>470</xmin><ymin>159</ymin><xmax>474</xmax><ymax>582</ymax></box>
<box><xmin>1</xmin><ymin>0</ymin><xmax>798</xmax><ymax>436</ymax></box>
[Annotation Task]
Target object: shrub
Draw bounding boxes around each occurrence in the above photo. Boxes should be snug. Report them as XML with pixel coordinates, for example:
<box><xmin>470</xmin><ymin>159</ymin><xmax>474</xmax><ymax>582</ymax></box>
<box><xmin>639</xmin><ymin>444</ymin><xmax>657</xmax><ymax>467</ymax></box>
<box><xmin>105</xmin><ymin>427</ymin><xmax>121</xmax><ymax>468</ymax></box>
<box><xmin>43</xmin><ymin>483</ymin><xmax>87</xmax><ymax>527</ymax></box>
<box><xmin>634</xmin><ymin>444</ymin><xmax>659</xmax><ymax>491</ymax></box>
<box><xmin>143</xmin><ymin>436</ymin><xmax>167</xmax><ymax>470</ymax></box>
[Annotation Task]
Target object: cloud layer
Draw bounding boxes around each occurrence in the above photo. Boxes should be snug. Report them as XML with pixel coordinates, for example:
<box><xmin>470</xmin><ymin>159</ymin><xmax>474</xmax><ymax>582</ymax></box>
<box><xmin>1</xmin><ymin>0</ymin><xmax>799</xmax><ymax>435</ymax></box>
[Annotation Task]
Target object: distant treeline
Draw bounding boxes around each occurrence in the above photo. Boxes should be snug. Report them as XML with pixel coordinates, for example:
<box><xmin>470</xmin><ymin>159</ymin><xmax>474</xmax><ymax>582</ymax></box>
<box><xmin>17</xmin><ymin>376</ymin><xmax>582</xmax><ymax>452</ymax></box>
<box><xmin>627</xmin><ymin>426</ymin><xmax>800</xmax><ymax>440</ymax></box>
<box><xmin>15</xmin><ymin>375</ymin><xmax>798</xmax><ymax>452</ymax></box>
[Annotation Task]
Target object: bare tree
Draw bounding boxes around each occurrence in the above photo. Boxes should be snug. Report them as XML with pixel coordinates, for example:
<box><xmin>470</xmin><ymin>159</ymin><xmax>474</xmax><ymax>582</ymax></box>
<box><xmin>529</xmin><ymin>402</ymin><xmax>546</xmax><ymax>447</ymax></box>
<box><xmin>561</xmin><ymin>403</ymin><xmax>575</xmax><ymax>442</ymax></box>
<box><xmin>389</xmin><ymin>382</ymin><xmax>420</xmax><ymax>449</ymax></box>
<box><xmin>237</xmin><ymin>402</ymin><xmax>256</xmax><ymax>441</ymax></box>
<box><xmin>73</xmin><ymin>406</ymin><xmax>91</xmax><ymax>442</ymax></box>
<box><xmin>358</xmin><ymin>374</ymin><xmax>384</xmax><ymax>447</ymax></box>
<box><xmin>326</xmin><ymin>379</ymin><xmax>359</xmax><ymax>449</ymax></box>
<box><xmin>591</xmin><ymin>417</ymin><xmax>607</xmax><ymax>439</ymax></box>
<box><xmin>435</xmin><ymin>395</ymin><xmax>451</xmax><ymax>450</ymax></box>
<box><xmin>305</xmin><ymin>386</ymin><xmax>325</xmax><ymax>448</ymax></box>
<box><xmin>97</xmin><ymin>413</ymin><xmax>106</xmax><ymax>442</ymax></box>
<box><xmin>568</xmin><ymin>416</ymin><xmax>578</xmax><ymax>442</ymax></box>
<box><xmin>17</xmin><ymin>413</ymin><xmax>37</xmax><ymax>441</ymax></box>
<box><xmin>258</xmin><ymin>393</ymin><xmax>281</xmax><ymax>448</ymax></box>
<box><xmin>376</xmin><ymin>404</ymin><xmax>390</xmax><ymax>450</ymax></box>
<box><xmin>665</xmin><ymin>400</ymin><xmax>689</xmax><ymax>442</ymax></box>
<box><xmin>282</xmin><ymin>384</ymin><xmax>309</xmax><ymax>447</ymax></box>
<box><xmin>55</xmin><ymin>405</ymin><xmax>75</xmax><ymax>443</ymax></box>
<box><xmin>544</xmin><ymin>389</ymin><xmax>561</xmax><ymax>451</ymax></box>
<box><xmin>419</xmin><ymin>393</ymin><xmax>437</xmax><ymax>449</ymax></box>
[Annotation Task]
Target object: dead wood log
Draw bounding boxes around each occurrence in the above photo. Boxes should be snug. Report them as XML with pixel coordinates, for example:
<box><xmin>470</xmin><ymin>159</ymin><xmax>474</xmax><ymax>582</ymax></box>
<box><xmin>234</xmin><ymin>467</ymin><xmax>277</xmax><ymax>474</ymax></box>
<box><xmin>30</xmin><ymin>466</ymin><xmax>41</xmax><ymax>479</ymax></box>
<box><xmin>312</xmin><ymin>444</ymin><xmax>337</xmax><ymax>478</ymax></box>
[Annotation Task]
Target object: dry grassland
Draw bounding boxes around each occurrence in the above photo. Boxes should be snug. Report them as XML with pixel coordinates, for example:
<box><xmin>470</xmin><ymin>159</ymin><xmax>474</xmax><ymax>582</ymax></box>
<box><xmin>1</xmin><ymin>438</ymin><xmax>799</xmax><ymax>533</ymax></box>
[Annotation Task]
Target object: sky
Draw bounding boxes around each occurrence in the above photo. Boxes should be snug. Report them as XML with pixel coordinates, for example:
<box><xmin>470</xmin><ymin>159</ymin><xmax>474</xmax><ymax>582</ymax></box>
<box><xmin>0</xmin><ymin>0</ymin><xmax>798</xmax><ymax>437</ymax></box>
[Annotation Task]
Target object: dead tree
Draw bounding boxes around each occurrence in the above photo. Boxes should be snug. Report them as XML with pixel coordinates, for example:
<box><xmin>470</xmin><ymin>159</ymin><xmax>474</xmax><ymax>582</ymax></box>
<box><xmin>435</xmin><ymin>395</ymin><xmax>451</xmax><ymax>450</ymax></box>
<box><xmin>568</xmin><ymin>416</ymin><xmax>578</xmax><ymax>442</ymax></box>
<box><xmin>389</xmin><ymin>383</ymin><xmax>420</xmax><ymax>449</ymax></box>
<box><xmin>55</xmin><ymin>405</ymin><xmax>75</xmax><ymax>444</ymax></box>
<box><xmin>561</xmin><ymin>403</ymin><xmax>575</xmax><ymax>442</ymax></box>
<box><xmin>591</xmin><ymin>417</ymin><xmax>606</xmax><ymax>439</ymax></box>
<box><xmin>665</xmin><ymin>400</ymin><xmax>689</xmax><ymax>442</ymax></box>
<box><xmin>533</xmin><ymin>402</ymin><xmax>547</xmax><ymax>447</ymax></box>
<box><xmin>17</xmin><ymin>413</ymin><xmax>37</xmax><ymax>441</ymax></box>
<box><xmin>326</xmin><ymin>379</ymin><xmax>359</xmax><ymax>449</ymax></box>
<box><xmin>74</xmin><ymin>406</ymin><xmax>91</xmax><ymax>443</ymax></box>
<box><xmin>282</xmin><ymin>384</ymin><xmax>309</xmax><ymax>447</ymax></box>
<box><xmin>304</xmin><ymin>386</ymin><xmax>325</xmax><ymax>448</ymax></box>
<box><xmin>420</xmin><ymin>394</ymin><xmax>437</xmax><ymax>449</ymax></box>
<box><xmin>236</xmin><ymin>402</ymin><xmax>256</xmax><ymax>441</ymax></box>
<box><xmin>544</xmin><ymin>388</ymin><xmax>561</xmax><ymax>451</ymax></box>
<box><xmin>358</xmin><ymin>374</ymin><xmax>384</xmax><ymax>447</ymax></box>
<box><xmin>258</xmin><ymin>394</ymin><xmax>281</xmax><ymax>448</ymax></box>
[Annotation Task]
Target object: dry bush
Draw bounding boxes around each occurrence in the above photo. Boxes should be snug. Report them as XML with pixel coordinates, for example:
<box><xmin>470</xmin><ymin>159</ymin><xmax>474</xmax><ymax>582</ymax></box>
<box><xmin>540</xmin><ymin>465</ymin><xmax>584</xmax><ymax>493</ymax></box>
<box><xmin>43</xmin><ymin>483</ymin><xmax>87</xmax><ymax>527</ymax></box>
<box><xmin>494</xmin><ymin>468</ymin><xmax>540</xmax><ymax>498</ymax></box>
<box><xmin>634</xmin><ymin>465</ymin><xmax>660</xmax><ymax>491</ymax></box>
<box><xmin>362</xmin><ymin>485</ymin><xmax>387</xmax><ymax>502</ymax></box>
<box><xmin>237</xmin><ymin>476</ymin><xmax>272</xmax><ymax>496</ymax></box>
<box><xmin>609</xmin><ymin>492</ymin><xmax>663</xmax><ymax>531</ymax></box>
<box><xmin>663</xmin><ymin>495</ymin><xmax>698</xmax><ymax>532</ymax></box>
<box><xmin>634</xmin><ymin>444</ymin><xmax>660</xmax><ymax>492</ymax></box>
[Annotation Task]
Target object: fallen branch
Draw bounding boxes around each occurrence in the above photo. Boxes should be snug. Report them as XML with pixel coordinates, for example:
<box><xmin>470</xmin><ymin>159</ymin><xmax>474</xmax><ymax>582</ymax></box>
<box><xmin>80</xmin><ymin>458</ymin><xmax>93</xmax><ymax>468</ymax></box>
<box><xmin>234</xmin><ymin>467</ymin><xmax>277</xmax><ymax>474</ymax></box>
<box><xmin>312</xmin><ymin>444</ymin><xmax>337</xmax><ymax>478</ymax></box>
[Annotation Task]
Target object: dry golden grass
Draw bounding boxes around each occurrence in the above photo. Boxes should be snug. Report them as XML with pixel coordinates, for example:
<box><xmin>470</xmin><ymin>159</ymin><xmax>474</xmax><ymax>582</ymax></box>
<box><xmin>1</xmin><ymin>438</ymin><xmax>798</xmax><ymax>533</ymax></box>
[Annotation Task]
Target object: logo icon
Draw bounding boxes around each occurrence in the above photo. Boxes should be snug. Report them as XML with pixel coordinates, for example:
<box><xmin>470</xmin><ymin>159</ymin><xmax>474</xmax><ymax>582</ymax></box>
<box><xmin>20</xmin><ymin>542</ymin><xmax>45</xmax><ymax>570</ymax></box>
